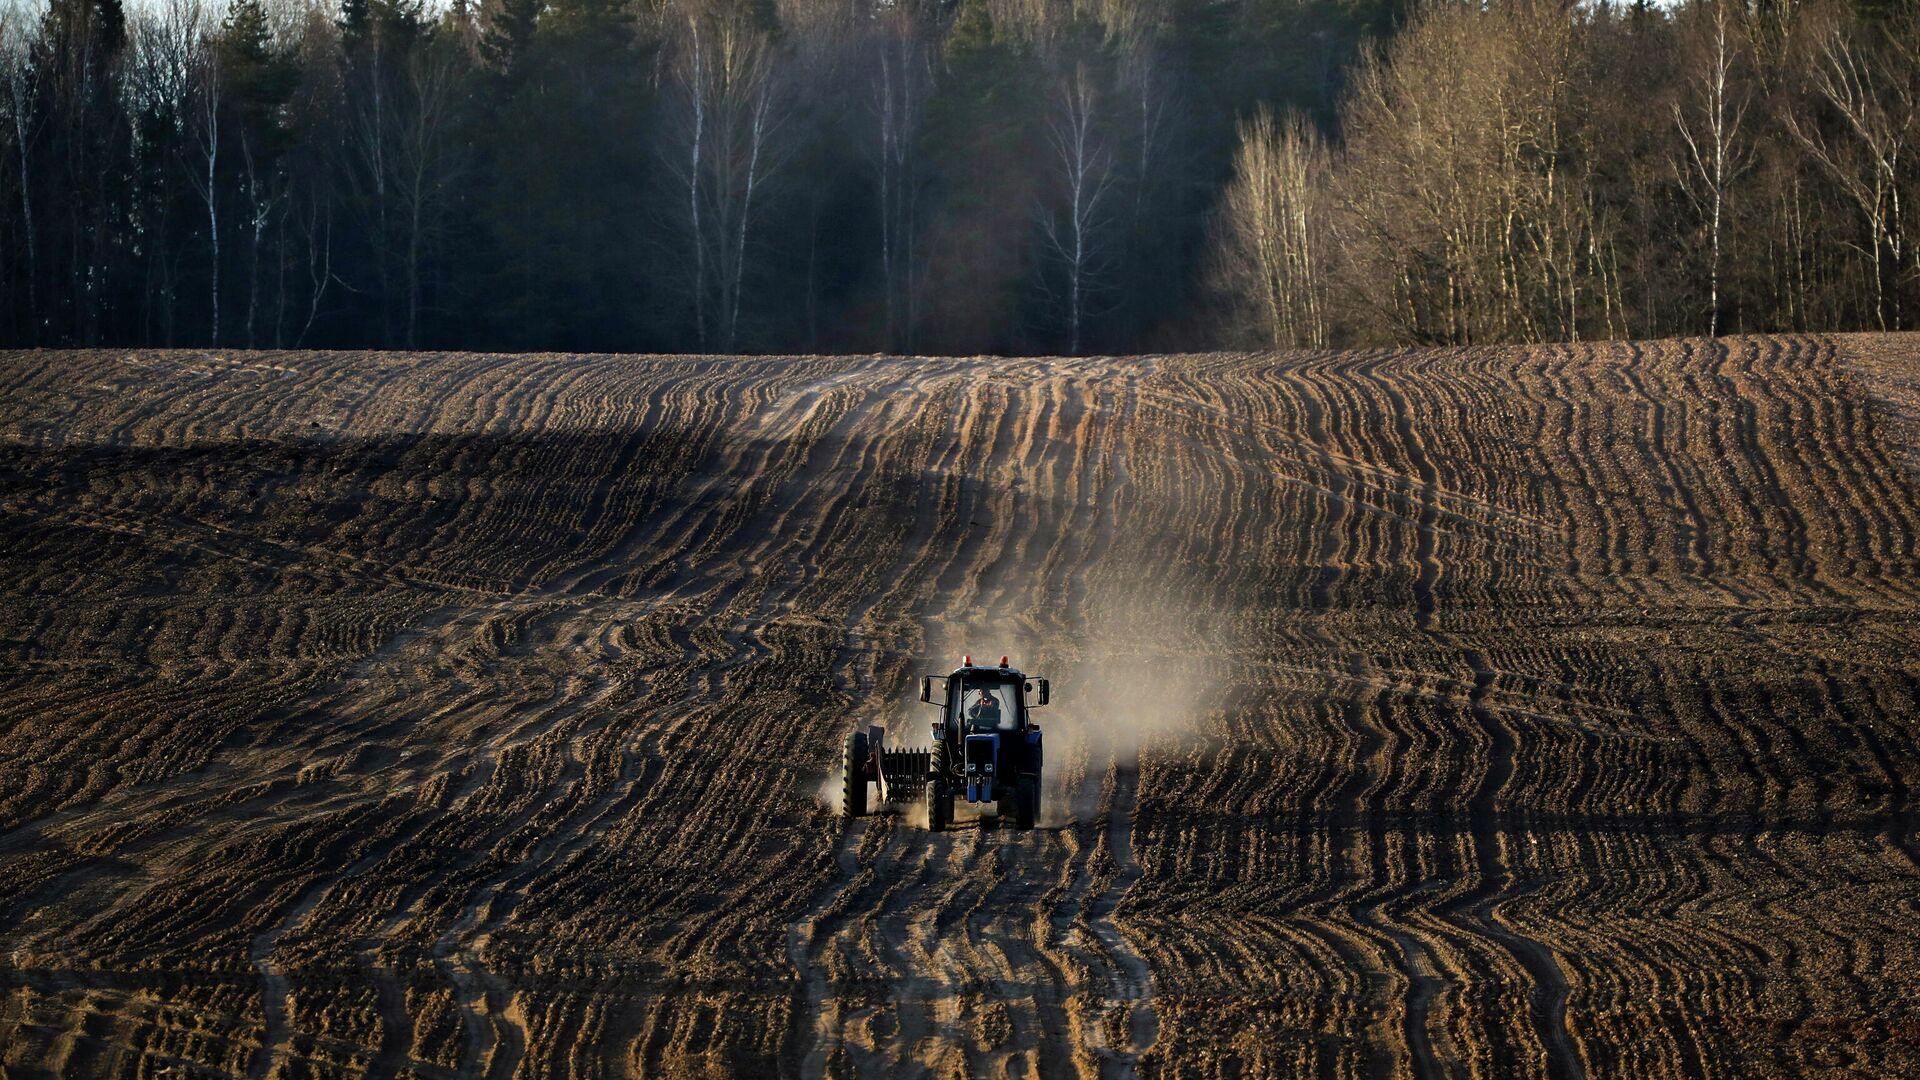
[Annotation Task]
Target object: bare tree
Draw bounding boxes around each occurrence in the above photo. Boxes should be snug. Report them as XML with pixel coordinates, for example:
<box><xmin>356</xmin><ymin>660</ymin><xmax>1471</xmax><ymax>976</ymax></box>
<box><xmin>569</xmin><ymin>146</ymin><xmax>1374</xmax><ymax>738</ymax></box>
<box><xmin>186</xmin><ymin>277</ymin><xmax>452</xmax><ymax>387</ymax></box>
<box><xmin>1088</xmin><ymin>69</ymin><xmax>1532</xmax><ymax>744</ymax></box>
<box><xmin>340</xmin><ymin>8</ymin><xmax>404</xmax><ymax>343</ymax></box>
<box><xmin>1672</xmin><ymin>0</ymin><xmax>1754</xmax><ymax>336</ymax></box>
<box><xmin>1334</xmin><ymin>0</ymin><xmax>1601</xmax><ymax>345</ymax></box>
<box><xmin>182</xmin><ymin>42</ymin><xmax>221</xmax><ymax>344</ymax></box>
<box><xmin>292</xmin><ymin>188</ymin><xmax>331</xmax><ymax>343</ymax></box>
<box><xmin>1338</xmin><ymin>8</ymin><xmax>1497</xmax><ymax>343</ymax></box>
<box><xmin>340</xmin><ymin>7</ymin><xmax>463</xmax><ymax>349</ymax></box>
<box><xmin>237</xmin><ymin>120</ymin><xmax>283</xmax><ymax>346</ymax></box>
<box><xmin>1785</xmin><ymin>9</ymin><xmax>1920</xmax><ymax>330</ymax></box>
<box><xmin>777</xmin><ymin>0</ymin><xmax>862</xmax><ymax>349</ymax></box>
<box><xmin>1095</xmin><ymin>0</ymin><xmax>1172</xmax><ymax>233</ymax></box>
<box><xmin>662</xmin><ymin>2</ymin><xmax>786</xmax><ymax>352</ymax></box>
<box><xmin>282</xmin><ymin>1</ymin><xmax>339</xmax><ymax>347</ymax></box>
<box><xmin>126</xmin><ymin>0</ymin><xmax>211</xmax><ymax>343</ymax></box>
<box><xmin>394</xmin><ymin>35</ymin><xmax>465</xmax><ymax>348</ymax></box>
<box><xmin>1208</xmin><ymin>107</ymin><xmax>1327</xmax><ymax>349</ymax></box>
<box><xmin>0</xmin><ymin>4</ymin><xmax>43</xmax><ymax>339</ymax></box>
<box><xmin>1117</xmin><ymin>42</ymin><xmax>1171</xmax><ymax>235</ymax></box>
<box><xmin>870</xmin><ymin>5</ymin><xmax>931</xmax><ymax>352</ymax></box>
<box><xmin>219</xmin><ymin>0</ymin><xmax>295</xmax><ymax>350</ymax></box>
<box><xmin>1038</xmin><ymin>60</ymin><xmax>1116</xmax><ymax>355</ymax></box>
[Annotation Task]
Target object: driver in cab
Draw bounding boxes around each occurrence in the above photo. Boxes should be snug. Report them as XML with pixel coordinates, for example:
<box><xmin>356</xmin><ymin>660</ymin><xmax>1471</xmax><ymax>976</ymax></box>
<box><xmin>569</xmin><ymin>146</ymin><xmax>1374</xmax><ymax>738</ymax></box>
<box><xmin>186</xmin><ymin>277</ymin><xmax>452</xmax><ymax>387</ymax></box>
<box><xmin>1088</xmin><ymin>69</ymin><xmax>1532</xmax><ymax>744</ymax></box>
<box><xmin>968</xmin><ymin>689</ymin><xmax>1003</xmax><ymax>731</ymax></box>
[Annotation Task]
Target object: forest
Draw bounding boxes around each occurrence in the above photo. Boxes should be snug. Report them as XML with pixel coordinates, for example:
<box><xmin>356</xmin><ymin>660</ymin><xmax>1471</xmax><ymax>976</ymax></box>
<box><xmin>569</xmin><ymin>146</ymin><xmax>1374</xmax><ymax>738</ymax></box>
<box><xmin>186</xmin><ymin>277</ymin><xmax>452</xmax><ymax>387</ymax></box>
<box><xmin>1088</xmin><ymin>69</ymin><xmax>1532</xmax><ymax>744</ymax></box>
<box><xmin>0</xmin><ymin>0</ymin><xmax>1915</xmax><ymax>355</ymax></box>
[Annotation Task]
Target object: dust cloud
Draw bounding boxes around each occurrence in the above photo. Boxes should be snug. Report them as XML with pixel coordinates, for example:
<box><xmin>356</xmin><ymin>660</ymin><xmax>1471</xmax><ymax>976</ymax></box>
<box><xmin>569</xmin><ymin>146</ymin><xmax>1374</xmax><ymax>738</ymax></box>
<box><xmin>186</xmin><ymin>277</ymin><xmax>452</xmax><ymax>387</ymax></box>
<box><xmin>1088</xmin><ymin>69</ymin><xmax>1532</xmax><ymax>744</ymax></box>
<box><xmin>917</xmin><ymin>588</ymin><xmax>1224</xmax><ymax>829</ymax></box>
<box><xmin>816</xmin><ymin>772</ymin><xmax>853</xmax><ymax>817</ymax></box>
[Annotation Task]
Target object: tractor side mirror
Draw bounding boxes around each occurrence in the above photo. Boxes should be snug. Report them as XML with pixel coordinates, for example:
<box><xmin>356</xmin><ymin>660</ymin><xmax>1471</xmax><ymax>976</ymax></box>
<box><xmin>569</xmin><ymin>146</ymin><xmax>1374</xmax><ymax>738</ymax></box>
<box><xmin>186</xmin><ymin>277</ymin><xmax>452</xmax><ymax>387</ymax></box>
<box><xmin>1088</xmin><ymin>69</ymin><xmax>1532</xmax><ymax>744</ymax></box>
<box><xmin>920</xmin><ymin>677</ymin><xmax>934</xmax><ymax>704</ymax></box>
<box><xmin>1030</xmin><ymin>678</ymin><xmax>1049</xmax><ymax>706</ymax></box>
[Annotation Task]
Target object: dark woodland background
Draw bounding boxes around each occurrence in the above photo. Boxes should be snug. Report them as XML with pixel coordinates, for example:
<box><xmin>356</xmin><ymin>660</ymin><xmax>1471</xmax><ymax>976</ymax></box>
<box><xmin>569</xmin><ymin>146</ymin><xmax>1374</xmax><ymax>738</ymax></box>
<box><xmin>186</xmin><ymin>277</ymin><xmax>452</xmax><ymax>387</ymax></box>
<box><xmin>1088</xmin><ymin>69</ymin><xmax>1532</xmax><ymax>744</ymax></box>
<box><xmin>0</xmin><ymin>0</ymin><xmax>1915</xmax><ymax>355</ymax></box>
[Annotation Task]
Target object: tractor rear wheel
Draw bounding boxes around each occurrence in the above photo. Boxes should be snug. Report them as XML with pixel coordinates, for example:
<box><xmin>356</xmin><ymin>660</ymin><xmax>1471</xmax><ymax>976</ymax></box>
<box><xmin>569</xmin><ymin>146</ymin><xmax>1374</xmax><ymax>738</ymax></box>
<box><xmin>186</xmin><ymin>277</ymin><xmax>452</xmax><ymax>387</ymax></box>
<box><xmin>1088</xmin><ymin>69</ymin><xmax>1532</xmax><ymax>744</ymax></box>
<box><xmin>1015</xmin><ymin>773</ymin><xmax>1039</xmax><ymax>830</ymax></box>
<box><xmin>927</xmin><ymin>781</ymin><xmax>949</xmax><ymax>831</ymax></box>
<box><xmin>927</xmin><ymin>740</ymin><xmax>950</xmax><ymax>831</ymax></box>
<box><xmin>842</xmin><ymin>730</ymin><xmax>869</xmax><ymax>818</ymax></box>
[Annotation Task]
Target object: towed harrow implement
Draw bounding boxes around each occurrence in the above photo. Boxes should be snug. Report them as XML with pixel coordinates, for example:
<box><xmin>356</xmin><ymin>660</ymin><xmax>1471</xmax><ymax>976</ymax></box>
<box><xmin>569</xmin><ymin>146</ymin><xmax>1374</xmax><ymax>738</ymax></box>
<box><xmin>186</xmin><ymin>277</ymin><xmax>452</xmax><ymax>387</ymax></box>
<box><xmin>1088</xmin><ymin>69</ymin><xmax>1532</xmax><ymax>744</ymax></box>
<box><xmin>842</xmin><ymin>729</ymin><xmax>928</xmax><ymax>815</ymax></box>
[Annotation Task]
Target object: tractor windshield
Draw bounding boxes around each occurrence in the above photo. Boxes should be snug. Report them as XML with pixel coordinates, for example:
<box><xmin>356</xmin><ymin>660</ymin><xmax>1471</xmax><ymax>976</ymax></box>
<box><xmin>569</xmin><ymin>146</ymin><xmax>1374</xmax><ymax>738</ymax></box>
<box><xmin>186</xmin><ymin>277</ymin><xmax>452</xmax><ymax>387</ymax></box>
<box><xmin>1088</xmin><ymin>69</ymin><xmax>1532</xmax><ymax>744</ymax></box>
<box><xmin>954</xmin><ymin>681</ymin><xmax>1020</xmax><ymax>733</ymax></box>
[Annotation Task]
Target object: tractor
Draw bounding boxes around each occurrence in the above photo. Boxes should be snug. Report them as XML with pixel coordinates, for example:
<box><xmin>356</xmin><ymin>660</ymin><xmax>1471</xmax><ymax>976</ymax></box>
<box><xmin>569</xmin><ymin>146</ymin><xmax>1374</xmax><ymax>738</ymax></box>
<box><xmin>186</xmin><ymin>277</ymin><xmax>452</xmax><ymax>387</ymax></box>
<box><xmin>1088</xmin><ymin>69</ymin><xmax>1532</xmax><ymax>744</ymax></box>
<box><xmin>842</xmin><ymin>656</ymin><xmax>1050</xmax><ymax>830</ymax></box>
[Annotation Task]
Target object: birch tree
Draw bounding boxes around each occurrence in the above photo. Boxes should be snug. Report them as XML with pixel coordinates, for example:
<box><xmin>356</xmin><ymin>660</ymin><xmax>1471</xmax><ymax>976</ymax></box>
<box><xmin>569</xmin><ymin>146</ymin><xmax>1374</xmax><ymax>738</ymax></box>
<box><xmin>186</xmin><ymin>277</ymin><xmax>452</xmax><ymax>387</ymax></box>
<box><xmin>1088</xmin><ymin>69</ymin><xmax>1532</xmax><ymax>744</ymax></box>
<box><xmin>1038</xmin><ymin>59</ymin><xmax>1116</xmax><ymax>355</ymax></box>
<box><xmin>1334</xmin><ymin>0</ymin><xmax>1600</xmax><ymax>345</ymax></box>
<box><xmin>663</xmin><ymin>1</ymin><xmax>786</xmax><ymax>352</ymax></box>
<box><xmin>1786</xmin><ymin>10</ymin><xmax>1920</xmax><ymax>330</ymax></box>
<box><xmin>341</xmin><ymin>0</ymin><xmax>462</xmax><ymax>348</ymax></box>
<box><xmin>1208</xmin><ymin>107</ymin><xmax>1327</xmax><ymax>349</ymax></box>
<box><xmin>393</xmin><ymin>34</ymin><xmax>464</xmax><ymax>348</ymax></box>
<box><xmin>339</xmin><ymin>0</ymin><xmax>420</xmax><ymax>343</ymax></box>
<box><xmin>0</xmin><ymin>5</ymin><xmax>43</xmax><ymax>340</ymax></box>
<box><xmin>870</xmin><ymin>6</ymin><xmax>932</xmax><ymax>352</ymax></box>
<box><xmin>1672</xmin><ymin>0</ymin><xmax>1754</xmax><ymax>336</ymax></box>
<box><xmin>1118</xmin><ymin>42</ymin><xmax>1171</xmax><ymax>237</ymax></box>
<box><xmin>183</xmin><ymin>42</ymin><xmax>220</xmax><ymax>343</ymax></box>
<box><xmin>216</xmin><ymin>0</ymin><xmax>297</xmax><ymax>349</ymax></box>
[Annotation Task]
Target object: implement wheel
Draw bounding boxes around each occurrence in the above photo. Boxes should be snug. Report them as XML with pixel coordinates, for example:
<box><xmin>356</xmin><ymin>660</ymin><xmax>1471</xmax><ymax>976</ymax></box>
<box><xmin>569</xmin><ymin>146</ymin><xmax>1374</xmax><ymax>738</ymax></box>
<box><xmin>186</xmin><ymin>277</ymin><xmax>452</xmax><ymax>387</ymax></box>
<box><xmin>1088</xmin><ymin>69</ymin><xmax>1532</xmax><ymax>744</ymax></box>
<box><xmin>843</xmin><ymin>730</ymin><xmax>869</xmax><ymax>817</ymax></box>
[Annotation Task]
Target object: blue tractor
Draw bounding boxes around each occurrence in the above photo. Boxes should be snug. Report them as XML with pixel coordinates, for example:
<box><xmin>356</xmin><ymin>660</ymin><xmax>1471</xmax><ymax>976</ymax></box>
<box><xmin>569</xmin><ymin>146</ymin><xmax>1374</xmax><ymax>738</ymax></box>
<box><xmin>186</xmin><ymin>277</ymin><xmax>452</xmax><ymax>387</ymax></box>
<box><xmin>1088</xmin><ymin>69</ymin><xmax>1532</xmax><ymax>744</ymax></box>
<box><xmin>842</xmin><ymin>656</ymin><xmax>1050</xmax><ymax>830</ymax></box>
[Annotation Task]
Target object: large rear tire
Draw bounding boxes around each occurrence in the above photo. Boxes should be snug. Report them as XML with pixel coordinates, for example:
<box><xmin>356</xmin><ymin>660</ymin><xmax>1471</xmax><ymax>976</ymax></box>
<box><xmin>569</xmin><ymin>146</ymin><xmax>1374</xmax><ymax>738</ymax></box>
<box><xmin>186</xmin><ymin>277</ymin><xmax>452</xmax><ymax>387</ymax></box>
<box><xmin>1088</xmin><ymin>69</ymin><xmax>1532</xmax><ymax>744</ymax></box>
<box><xmin>927</xmin><ymin>740</ymin><xmax>950</xmax><ymax>831</ymax></box>
<box><xmin>842</xmin><ymin>730</ymin><xmax>869</xmax><ymax>818</ymax></box>
<box><xmin>927</xmin><ymin>781</ymin><xmax>949</xmax><ymax>831</ymax></box>
<box><xmin>1015</xmin><ymin>773</ymin><xmax>1039</xmax><ymax>830</ymax></box>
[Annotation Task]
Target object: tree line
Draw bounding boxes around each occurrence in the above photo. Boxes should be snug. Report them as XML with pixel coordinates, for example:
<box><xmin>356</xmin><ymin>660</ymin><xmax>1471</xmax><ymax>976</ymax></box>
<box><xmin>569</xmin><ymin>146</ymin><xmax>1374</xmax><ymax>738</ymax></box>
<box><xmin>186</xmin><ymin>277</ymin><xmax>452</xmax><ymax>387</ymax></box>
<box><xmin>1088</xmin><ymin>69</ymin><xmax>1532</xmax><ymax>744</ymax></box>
<box><xmin>1211</xmin><ymin>0</ymin><xmax>1920</xmax><ymax>348</ymax></box>
<box><xmin>0</xmin><ymin>0</ymin><xmax>1913</xmax><ymax>355</ymax></box>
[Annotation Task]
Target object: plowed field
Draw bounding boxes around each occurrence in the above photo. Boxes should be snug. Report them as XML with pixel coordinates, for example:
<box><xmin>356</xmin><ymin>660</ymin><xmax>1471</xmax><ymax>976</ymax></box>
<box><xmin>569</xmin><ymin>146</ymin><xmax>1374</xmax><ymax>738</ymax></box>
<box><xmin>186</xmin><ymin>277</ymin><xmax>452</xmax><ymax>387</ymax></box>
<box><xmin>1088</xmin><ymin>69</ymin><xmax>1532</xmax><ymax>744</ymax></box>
<box><xmin>3</xmin><ymin>336</ymin><xmax>1920</xmax><ymax>1078</ymax></box>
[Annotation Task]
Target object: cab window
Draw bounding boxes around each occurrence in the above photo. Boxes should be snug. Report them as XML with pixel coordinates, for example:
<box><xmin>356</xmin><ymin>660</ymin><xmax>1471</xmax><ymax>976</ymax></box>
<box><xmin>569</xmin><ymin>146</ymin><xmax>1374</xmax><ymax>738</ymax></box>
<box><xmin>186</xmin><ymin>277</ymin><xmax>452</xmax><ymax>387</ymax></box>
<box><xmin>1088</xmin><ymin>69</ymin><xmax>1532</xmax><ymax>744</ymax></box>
<box><xmin>952</xmin><ymin>681</ymin><xmax>1019</xmax><ymax>732</ymax></box>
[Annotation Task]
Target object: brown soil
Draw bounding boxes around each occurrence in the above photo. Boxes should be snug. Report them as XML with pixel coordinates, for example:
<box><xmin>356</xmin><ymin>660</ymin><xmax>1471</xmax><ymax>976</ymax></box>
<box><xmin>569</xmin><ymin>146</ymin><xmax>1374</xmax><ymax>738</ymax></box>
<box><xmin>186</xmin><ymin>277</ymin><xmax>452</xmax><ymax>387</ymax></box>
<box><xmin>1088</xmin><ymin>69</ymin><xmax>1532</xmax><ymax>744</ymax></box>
<box><xmin>2</xmin><ymin>336</ymin><xmax>1919</xmax><ymax>1078</ymax></box>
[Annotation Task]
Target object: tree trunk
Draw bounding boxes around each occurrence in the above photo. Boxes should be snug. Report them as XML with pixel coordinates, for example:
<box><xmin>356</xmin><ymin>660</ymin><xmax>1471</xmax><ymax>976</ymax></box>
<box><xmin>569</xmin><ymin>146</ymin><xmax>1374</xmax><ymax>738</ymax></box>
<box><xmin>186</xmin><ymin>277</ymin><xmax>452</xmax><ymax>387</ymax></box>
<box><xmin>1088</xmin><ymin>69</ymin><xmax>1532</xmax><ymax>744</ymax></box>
<box><xmin>206</xmin><ymin>94</ymin><xmax>220</xmax><ymax>346</ymax></box>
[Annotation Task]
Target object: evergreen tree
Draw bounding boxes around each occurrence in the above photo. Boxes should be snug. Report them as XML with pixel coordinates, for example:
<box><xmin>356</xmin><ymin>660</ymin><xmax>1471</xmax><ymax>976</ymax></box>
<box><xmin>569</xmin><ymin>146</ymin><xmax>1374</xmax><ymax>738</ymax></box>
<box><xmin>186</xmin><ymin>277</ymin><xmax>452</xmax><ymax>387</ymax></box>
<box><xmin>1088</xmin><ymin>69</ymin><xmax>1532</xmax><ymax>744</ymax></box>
<box><xmin>917</xmin><ymin>0</ymin><xmax>1044</xmax><ymax>352</ymax></box>
<box><xmin>481</xmin><ymin>0</ymin><xmax>542</xmax><ymax>75</ymax></box>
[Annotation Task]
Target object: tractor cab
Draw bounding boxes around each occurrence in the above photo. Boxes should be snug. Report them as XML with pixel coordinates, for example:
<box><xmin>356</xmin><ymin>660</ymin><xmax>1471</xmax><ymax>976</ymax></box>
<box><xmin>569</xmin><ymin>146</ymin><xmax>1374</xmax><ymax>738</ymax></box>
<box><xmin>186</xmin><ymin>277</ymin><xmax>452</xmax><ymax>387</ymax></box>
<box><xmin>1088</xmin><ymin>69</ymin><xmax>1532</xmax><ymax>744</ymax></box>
<box><xmin>924</xmin><ymin>657</ymin><xmax>1048</xmax><ymax>731</ymax></box>
<box><xmin>953</xmin><ymin>679</ymin><xmax>1021</xmax><ymax>733</ymax></box>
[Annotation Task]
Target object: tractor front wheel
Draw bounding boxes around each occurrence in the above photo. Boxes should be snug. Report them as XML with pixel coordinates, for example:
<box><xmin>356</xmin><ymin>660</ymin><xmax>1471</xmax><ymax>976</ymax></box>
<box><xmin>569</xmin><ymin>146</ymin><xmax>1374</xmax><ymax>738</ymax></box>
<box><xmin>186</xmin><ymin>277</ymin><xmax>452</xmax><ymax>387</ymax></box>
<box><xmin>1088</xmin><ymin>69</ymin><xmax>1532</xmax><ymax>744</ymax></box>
<box><xmin>842</xmin><ymin>730</ymin><xmax>869</xmax><ymax>818</ymax></box>
<box><xmin>1015</xmin><ymin>773</ymin><xmax>1039</xmax><ymax>830</ymax></box>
